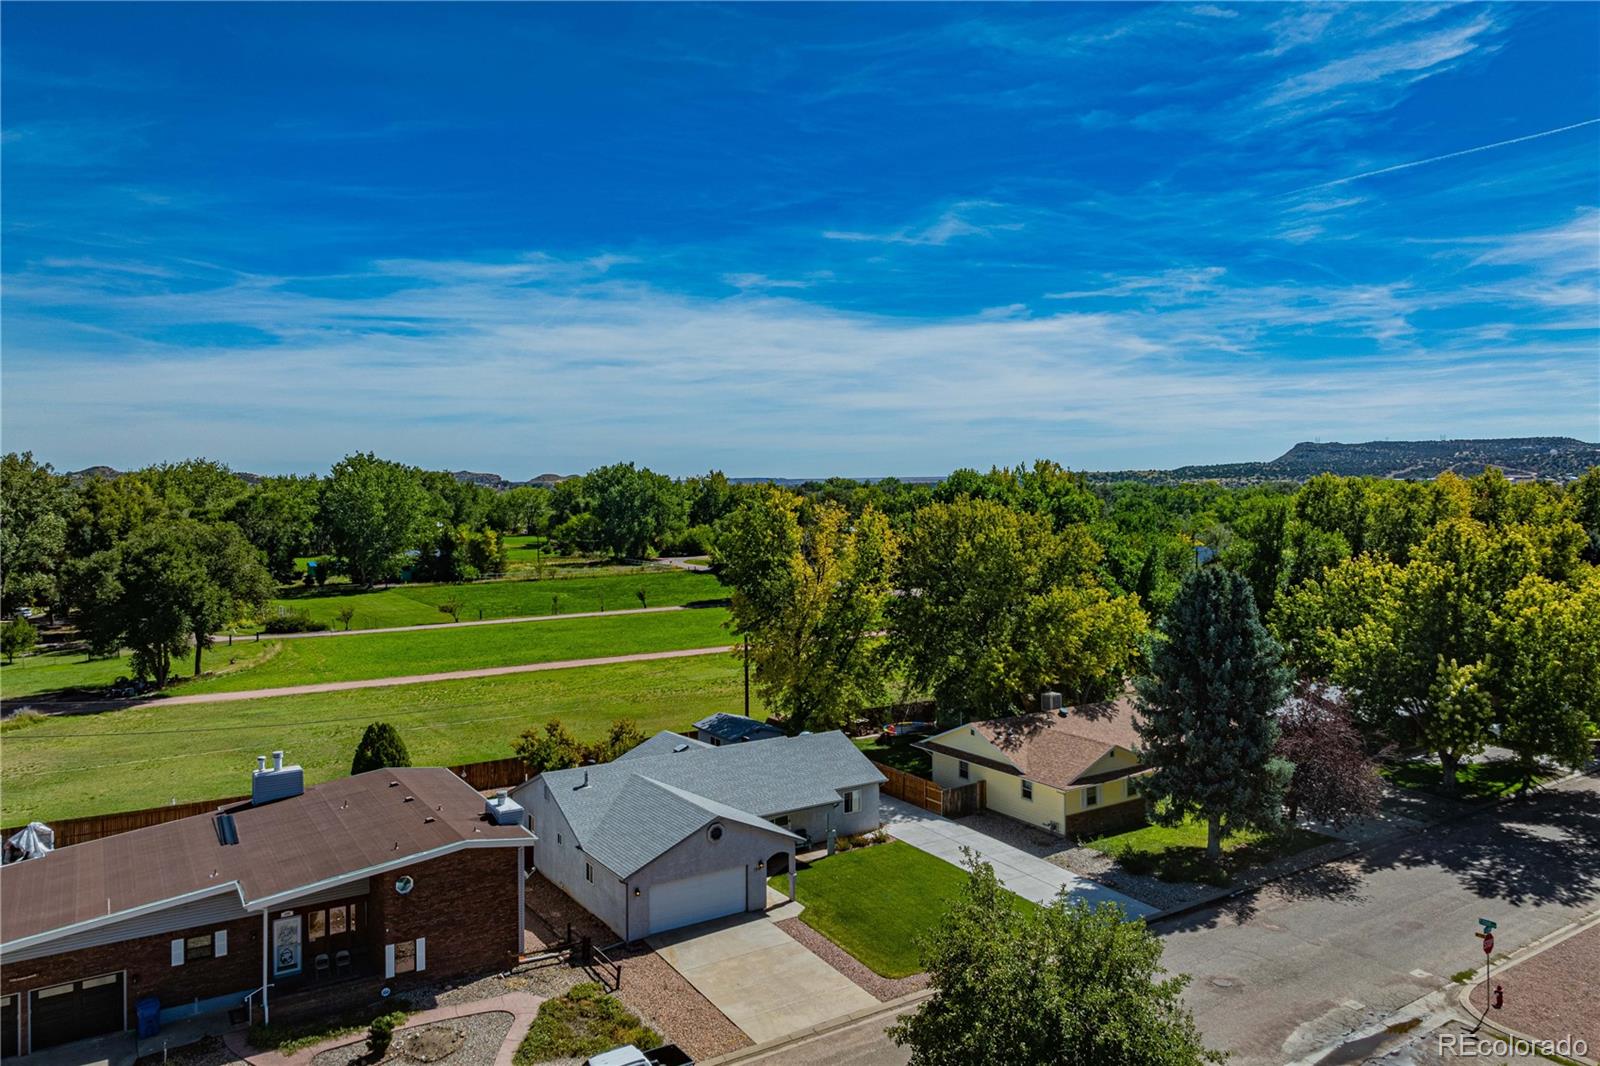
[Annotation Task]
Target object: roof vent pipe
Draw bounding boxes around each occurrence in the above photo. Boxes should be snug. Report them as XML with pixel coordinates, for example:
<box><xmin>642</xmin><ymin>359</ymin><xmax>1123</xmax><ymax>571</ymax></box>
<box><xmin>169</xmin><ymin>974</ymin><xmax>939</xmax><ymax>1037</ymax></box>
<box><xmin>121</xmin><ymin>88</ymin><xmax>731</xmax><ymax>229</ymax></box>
<box><xmin>272</xmin><ymin>750</ymin><xmax>285</xmax><ymax>771</ymax></box>
<box><xmin>257</xmin><ymin>755</ymin><xmax>267</xmax><ymax>772</ymax></box>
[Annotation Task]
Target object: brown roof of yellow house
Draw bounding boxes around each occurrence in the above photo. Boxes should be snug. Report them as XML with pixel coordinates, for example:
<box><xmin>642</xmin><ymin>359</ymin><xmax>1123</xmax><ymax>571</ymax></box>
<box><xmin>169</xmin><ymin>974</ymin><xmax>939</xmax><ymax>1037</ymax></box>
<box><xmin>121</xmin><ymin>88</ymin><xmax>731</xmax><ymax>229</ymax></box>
<box><xmin>941</xmin><ymin>697</ymin><xmax>1144</xmax><ymax>790</ymax></box>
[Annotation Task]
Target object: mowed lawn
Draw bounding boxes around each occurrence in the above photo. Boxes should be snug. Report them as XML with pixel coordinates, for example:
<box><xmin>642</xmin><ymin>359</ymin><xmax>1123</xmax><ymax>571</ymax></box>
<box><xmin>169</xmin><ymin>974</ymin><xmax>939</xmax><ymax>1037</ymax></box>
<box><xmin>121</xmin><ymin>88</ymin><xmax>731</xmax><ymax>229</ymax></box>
<box><xmin>771</xmin><ymin>841</ymin><xmax>1023</xmax><ymax>978</ymax></box>
<box><xmin>2</xmin><ymin>653</ymin><xmax>769</xmax><ymax>823</ymax></box>
<box><xmin>177</xmin><ymin>607</ymin><xmax>735</xmax><ymax>694</ymax></box>
<box><xmin>1</xmin><ymin>608</ymin><xmax>734</xmax><ymax>700</ymax></box>
<box><xmin>268</xmin><ymin>569</ymin><xmax>725</xmax><ymax>631</ymax></box>
<box><xmin>1086</xmin><ymin>814</ymin><xmax>1333</xmax><ymax>886</ymax></box>
<box><xmin>2</xmin><ymin>641</ymin><xmax>279</xmax><ymax>700</ymax></box>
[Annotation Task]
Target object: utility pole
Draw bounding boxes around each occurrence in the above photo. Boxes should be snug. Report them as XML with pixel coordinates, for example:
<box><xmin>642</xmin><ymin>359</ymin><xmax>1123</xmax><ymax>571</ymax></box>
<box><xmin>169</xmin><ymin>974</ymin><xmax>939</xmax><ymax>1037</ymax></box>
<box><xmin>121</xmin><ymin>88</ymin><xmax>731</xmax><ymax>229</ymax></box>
<box><xmin>743</xmin><ymin>634</ymin><xmax>750</xmax><ymax>717</ymax></box>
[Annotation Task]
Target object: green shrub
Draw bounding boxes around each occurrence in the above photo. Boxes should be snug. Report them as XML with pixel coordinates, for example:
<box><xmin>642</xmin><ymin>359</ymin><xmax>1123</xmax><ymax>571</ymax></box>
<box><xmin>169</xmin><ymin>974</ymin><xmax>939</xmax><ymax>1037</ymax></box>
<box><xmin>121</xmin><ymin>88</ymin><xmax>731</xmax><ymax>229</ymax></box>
<box><xmin>263</xmin><ymin>607</ymin><xmax>329</xmax><ymax>634</ymax></box>
<box><xmin>368</xmin><ymin>1010</ymin><xmax>404</xmax><ymax>1058</ymax></box>
<box><xmin>514</xmin><ymin>982</ymin><xmax>660</xmax><ymax>1064</ymax></box>
<box><xmin>2</xmin><ymin>617</ymin><xmax>39</xmax><ymax>663</ymax></box>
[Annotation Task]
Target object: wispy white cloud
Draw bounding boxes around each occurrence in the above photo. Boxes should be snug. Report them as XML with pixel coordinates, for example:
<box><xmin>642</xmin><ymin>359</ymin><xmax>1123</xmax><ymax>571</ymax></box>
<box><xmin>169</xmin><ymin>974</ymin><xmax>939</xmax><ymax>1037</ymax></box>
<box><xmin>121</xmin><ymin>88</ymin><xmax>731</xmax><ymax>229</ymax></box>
<box><xmin>1262</xmin><ymin>10</ymin><xmax>1500</xmax><ymax>112</ymax></box>
<box><xmin>823</xmin><ymin>201</ymin><xmax>1024</xmax><ymax>247</ymax></box>
<box><xmin>4</xmin><ymin>241</ymin><xmax>1593</xmax><ymax>474</ymax></box>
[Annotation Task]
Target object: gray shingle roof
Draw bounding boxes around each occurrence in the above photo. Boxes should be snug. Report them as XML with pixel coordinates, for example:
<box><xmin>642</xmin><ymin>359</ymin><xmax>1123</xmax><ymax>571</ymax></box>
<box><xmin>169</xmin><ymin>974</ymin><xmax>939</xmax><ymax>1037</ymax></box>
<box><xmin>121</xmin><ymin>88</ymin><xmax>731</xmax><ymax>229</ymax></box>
<box><xmin>531</xmin><ymin>731</ymin><xmax>884</xmax><ymax>879</ymax></box>
<box><xmin>616</xmin><ymin>730</ymin><xmax>711</xmax><ymax>762</ymax></box>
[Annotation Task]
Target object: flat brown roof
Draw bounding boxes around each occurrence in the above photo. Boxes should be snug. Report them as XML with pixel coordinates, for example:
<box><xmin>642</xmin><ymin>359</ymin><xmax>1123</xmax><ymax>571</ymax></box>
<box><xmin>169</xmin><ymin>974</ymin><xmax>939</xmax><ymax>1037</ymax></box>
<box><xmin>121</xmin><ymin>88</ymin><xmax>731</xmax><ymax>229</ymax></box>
<box><xmin>0</xmin><ymin>767</ymin><xmax>530</xmax><ymax>949</ymax></box>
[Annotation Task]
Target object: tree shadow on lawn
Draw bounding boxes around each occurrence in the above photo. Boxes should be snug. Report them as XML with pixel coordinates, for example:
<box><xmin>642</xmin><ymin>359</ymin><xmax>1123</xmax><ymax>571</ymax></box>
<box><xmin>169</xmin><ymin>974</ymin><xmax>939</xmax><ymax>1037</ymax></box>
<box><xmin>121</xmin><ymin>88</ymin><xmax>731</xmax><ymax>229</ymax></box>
<box><xmin>1351</xmin><ymin>783</ymin><xmax>1600</xmax><ymax>909</ymax></box>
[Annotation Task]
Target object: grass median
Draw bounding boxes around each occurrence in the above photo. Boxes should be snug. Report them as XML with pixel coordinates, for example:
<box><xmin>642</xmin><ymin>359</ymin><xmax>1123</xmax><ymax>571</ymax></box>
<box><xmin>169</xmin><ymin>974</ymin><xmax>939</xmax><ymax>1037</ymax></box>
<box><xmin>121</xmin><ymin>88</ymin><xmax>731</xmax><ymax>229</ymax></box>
<box><xmin>1</xmin><ymin>651</ymin><xmax>768</xmax><ymax>823</ymax></box>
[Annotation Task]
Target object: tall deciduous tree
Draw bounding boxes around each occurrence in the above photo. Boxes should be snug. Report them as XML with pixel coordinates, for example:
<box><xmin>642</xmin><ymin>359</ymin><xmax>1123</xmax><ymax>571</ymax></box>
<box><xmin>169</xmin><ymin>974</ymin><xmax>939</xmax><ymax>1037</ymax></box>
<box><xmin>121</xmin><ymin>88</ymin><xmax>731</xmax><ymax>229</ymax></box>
<box><xmin>228</xmin><ymin>475</ymin><xmax>321</xmax><ymax>581</ymax></box>
<box><xmin>891</xmin><ymin>856</ymin><xmax>1222</xmax><ymax>1066</ymax></box>
<box><xmin>719</xmin><ymin>490</ymin><xmax>898</xmax><ymax>732</ymax></box>
<box><xmin>586</xmin><ymin>462</ymin><xmax>687</xmax><ymax>558</ymax></box>
<box><xmin>185</xmin><ymin>521</ymin><xmax>275</xmax><ymax>676</ymax></box>
<box><xmin>889</xmin><ymin>497</ymin><xmax>1146</xmax><ymax>720</ymax></box>
<box><xmin>321</xmin><ymin>453</ymin><xmax>432</xmax><ymax>585</ymax></box>
<box><xmin>1485</xmin><ymin>573</ymin><xmax>1600</xmax><ymax>792</ymax></box>
<box><xmin>351</xmin><ymin>722</ymin><xmax>412</xmax><ymax>774</ymax></box>
<box><xmin>1135</xmin><ymin>567</ymin><xmax>1291</xmax><ymax>859</ymax></box>
<box><xmin>1</xmin><ymin>452</ymin><xmax>71</xmax><ymax>612</ymax></box>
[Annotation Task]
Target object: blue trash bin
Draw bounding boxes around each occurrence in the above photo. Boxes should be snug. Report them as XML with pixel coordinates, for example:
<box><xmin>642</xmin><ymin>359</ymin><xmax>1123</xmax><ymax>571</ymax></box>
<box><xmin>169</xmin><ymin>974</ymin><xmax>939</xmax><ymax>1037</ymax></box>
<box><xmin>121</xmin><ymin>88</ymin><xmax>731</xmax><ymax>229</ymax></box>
<box><xmin>136</xmin><ymin>996</ymin><xmax>161</xmax><ymax>1038</ymax></box>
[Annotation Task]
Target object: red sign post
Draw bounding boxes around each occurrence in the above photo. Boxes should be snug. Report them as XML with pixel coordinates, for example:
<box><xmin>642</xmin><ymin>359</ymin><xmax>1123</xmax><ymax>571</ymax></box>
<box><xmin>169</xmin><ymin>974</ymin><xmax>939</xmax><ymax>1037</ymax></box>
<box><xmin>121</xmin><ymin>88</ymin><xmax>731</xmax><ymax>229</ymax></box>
<box><xmin>1482</xmin><ymin>932</ymin><xmax>1494</xmax><ymax>955</ymax></box>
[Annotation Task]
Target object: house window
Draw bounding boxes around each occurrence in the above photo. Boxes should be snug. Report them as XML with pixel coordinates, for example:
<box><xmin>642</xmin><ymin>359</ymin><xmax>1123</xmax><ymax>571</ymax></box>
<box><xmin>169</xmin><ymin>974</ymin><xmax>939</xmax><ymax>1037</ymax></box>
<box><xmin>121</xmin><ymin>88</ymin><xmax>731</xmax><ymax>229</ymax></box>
<box><xmin>557</xmin><ymin>832</ymin><xmax>563</xmax><ymax>845</ymax></box>
<box><xmin>843</xmin><ymin>789</ymin><xmax>859</xmax><ymax>814</ymax></box>
<box><xmin>395</xmin><ymin>941</ymin><xmax>422</xmax><ymax>973</ymax></box>
<box><xmin>585</xmin><ymin>862</ymin><xmax>593</xmax><ymax>883</ymax></box>
<box><xmin>774</xmin><ymin>815</ymin><xmax>790</xmax><ymax>827</ymax></box>
<box><xmin>958</xmin><ymin>760</ymin><xmax>970</xmax><ymax>780</ymax></box>
<box><xmin>1021</xmin><ymin>780</ymin><xmax>1033</xmax><ymax>801</ymax></box>
<box><xmin>1084</xmin><ymin>785</ymin><xmax>1100</xmax><ymax>807</ymax></box>
<box><xmin>184</xmin><ymin>933</ymin><xmax>214</xmax><ymax>961</ymax></box>
<box><xmin>1127</xmin><ymin>775</ymin><xmax>1142</xmax><ymax>797</ymax></box>
<box><xmin>307</xmin><ymin>902</ymin><xmax>364</xmax><ymax>942</ymax></box>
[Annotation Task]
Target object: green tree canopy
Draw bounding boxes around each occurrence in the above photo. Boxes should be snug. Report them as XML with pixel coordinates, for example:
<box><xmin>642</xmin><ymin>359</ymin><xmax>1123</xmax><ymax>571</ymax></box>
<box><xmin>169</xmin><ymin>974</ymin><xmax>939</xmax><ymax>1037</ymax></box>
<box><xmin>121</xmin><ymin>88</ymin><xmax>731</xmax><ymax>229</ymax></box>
<box><xmin>586</xmin><ymin>462</ymin><xmax>687</xmax><ymax>558</ymax></box>
<box><xmin>1135</xmin><ymin>567</ymin><xmax>1290</xmax><ymax>858</ymax></box>
<box><xmin>720</xmin><ymin>493</ymin><xmax>898</xmax><ymax>732</ymax></box>
<box><xmin>515</xmin><ymin>718</ymin><xmax>586</xmax><ymax>775</ymax></box>
<box><xmin>351</xmin><ymin>722</ymin><xmax>412</xmax><ymax>775</ymax></box>
<box><xmin>1</xmin><ymin>452</ymin><xmax>71</xmax><ymax>611</ymax></box>
<box><xmin>891</xmin><ymin>856</ymin><xmax>1222</xmax><ymax>1066</ymax></box>
<box><xmin>321</xmin><ymin>453</ymin><xmax>432</xmax><ymax>585</ymax></box>
<box><xmin>888</xmin><ymin>497</ymin><xmax>1146</xmax><ymax>719</ymax></box>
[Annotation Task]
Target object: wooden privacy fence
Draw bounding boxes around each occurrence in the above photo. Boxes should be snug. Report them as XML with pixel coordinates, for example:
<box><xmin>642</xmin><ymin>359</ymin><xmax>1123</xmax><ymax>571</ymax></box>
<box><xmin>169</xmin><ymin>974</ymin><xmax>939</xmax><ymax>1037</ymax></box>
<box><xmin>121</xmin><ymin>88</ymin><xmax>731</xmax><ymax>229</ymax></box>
<box><xmin>872</xmin><ymin>761</ymin><xmax>985</xmax><ymax>818</ymax></box>
<box><xmin>2</xmin><ymin>756</ymin><xmax>530</xmax><ymax>851</ymax></box>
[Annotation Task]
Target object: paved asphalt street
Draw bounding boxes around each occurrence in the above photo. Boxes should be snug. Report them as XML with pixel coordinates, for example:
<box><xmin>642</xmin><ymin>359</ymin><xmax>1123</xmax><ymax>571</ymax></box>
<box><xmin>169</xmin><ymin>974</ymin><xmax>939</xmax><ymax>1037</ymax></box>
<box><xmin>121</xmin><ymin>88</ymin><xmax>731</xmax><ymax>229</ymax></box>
<box><xmin>749</xmin><ymin>773</ymin><xmax>1600</xmax><ymax>1066</ymax></box>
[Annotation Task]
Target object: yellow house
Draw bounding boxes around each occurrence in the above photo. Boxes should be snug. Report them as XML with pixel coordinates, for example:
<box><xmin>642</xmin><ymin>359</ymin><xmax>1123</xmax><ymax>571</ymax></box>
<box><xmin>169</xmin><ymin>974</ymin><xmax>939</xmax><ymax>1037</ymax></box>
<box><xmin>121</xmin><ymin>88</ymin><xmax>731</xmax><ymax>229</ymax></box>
<box><xmin>919</xmin><ymin>696</ymin><xmax>1149</xmax><ymax>837</ymax></box>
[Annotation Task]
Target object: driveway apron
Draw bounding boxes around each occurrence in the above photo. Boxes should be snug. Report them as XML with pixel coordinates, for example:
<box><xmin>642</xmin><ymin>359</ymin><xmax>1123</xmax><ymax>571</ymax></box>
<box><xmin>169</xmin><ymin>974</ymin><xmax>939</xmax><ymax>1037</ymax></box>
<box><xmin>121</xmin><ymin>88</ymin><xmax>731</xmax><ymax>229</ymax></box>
<box><xmin>881</xmin><ymin>797</ymin><xmax>1158</xmax><ymax>918</ymax></box>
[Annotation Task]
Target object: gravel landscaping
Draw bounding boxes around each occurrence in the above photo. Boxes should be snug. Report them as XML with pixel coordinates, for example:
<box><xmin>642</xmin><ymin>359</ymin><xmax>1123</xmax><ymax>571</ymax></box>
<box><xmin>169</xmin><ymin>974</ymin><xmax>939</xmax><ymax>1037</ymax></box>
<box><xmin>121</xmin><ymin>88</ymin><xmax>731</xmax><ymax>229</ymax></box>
<box><xmin>1467</xmin><ymin>921</ymin><xmax>1599</xmax><ymax>1054</ymax></box>
<box><xmin>523</xmin><ymin>873</ymin><xmax>749</xmax><ymax>1061</ymax></box>
<box><xmin>311</xmin><ymin>1011</ymin><xmax>513</xmax><ymax>1066</ymax></box>
<box><xmin>134</xmin><ymin>1035</ymin><xmax>248</xmax><ymax>1066</ymax></box>
<box><xmin>777</xmin><ymin>917</ymin><xmax>928</xmax><ymax>1002</ymax></box>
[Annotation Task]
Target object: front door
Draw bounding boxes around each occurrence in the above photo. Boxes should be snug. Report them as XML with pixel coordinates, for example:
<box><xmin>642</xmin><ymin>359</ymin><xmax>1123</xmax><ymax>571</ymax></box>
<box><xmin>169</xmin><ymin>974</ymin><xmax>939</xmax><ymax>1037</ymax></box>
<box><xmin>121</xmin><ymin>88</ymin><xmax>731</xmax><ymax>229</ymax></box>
<box><xmin>272</xmin><ymin>915</ymin><xmax>304</xmax><ymax>977</ymax></box>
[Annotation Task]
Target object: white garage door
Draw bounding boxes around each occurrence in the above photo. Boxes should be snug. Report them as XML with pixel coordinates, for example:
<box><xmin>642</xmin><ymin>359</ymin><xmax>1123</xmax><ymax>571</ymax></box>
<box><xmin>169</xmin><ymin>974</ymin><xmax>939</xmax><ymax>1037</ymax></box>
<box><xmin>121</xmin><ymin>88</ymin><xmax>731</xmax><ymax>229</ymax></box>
<box><xmin>648</xmin><ymin>866</ymin><xmax>747</xmax><ymax>935</ymax></box>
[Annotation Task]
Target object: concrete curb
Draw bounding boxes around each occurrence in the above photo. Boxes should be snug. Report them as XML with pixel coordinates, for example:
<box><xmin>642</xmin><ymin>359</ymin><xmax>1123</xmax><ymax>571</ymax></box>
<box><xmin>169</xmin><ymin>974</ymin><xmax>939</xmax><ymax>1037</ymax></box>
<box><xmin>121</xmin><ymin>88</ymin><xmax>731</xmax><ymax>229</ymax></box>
<box><xmin>695</xmin><ymin>988</ymin><xmax>933</xmax><ymax>1065</ymax></box>
<box><xmin>1447</xmin><ymin>910</ymin><xmax>1600</xmax><ymax>1066</ymax></box>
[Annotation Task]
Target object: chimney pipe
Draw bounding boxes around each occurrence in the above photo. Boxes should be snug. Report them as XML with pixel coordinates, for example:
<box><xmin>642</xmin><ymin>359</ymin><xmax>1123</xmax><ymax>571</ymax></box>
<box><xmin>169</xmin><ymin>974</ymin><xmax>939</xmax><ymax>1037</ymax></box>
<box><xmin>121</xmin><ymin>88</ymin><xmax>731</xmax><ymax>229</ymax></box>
<box><xmin>257</xmin><ymin>755</ymin><xmax>267</xmax><ymax>772</ymax></box>
<box><xmin>272</xmin><ymin>750</ymin><xmax>285</xmax><ymax>771</ymax></box>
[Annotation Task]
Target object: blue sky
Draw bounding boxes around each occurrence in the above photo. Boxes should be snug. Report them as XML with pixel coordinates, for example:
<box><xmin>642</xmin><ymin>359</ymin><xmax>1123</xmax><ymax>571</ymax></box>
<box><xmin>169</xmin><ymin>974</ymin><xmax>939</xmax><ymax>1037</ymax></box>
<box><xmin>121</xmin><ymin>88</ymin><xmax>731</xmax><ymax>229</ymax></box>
<box><xmin>2</xmin><ymin>2</ymin><xmax>1597</xmax><ymax>477</ymax></box>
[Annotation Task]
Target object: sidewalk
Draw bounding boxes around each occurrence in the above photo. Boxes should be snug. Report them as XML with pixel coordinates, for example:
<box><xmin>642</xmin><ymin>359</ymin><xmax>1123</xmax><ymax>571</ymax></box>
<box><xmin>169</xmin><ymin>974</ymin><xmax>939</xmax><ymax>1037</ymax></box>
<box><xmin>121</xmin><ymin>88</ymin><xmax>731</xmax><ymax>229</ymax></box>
<box><xmin>221</xmin><ymin>991</ymin><xmax>544</xmax><ymax>1066</ymax></box>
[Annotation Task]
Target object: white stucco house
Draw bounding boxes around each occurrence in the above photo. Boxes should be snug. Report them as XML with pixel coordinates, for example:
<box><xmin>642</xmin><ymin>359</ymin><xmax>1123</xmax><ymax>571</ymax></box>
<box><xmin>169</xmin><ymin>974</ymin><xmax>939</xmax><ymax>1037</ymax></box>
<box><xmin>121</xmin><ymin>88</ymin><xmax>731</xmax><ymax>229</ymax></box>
<box><xmin>510</xmin><ymin>729</ymin><xmax>884</xmax><ymax>941</ymax></box>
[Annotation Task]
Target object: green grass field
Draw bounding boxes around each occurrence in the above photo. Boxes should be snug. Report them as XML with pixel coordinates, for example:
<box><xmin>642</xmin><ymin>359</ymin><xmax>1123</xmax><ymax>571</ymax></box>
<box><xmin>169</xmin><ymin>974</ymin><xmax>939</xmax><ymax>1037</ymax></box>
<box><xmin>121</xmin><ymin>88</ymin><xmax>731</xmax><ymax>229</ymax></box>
<box><xmin>852</xmin><ymin>734</ymin><xmax>932</xmax><ymax>777</ymax></box>
<box><xmin>183</xmin><ymin>607</ymin><xmax>734</xmax><ymax>694</ymax></box>
<box><xmin>2</xmin><ymin>652</ymin><xmax>769</xmax><ymax>823</ymax></box>
<box><xmin>2</xmin><ymin>608</ymin><xmax>733</xmax><ymax>700</ymax></box>
<box><xmin>771</xmin><ymin>841</ymin><xmax>1016</xmax><ymax>978</ymax></box>
<box><xmin>267</xmin><ymin>568</ymin><xmax>725</xmax><ymax>630</ymax></box>
<box><xmin>1</xmin><ymin>641</ymin><xmax>280</xmax><ymax>699</ymax></box>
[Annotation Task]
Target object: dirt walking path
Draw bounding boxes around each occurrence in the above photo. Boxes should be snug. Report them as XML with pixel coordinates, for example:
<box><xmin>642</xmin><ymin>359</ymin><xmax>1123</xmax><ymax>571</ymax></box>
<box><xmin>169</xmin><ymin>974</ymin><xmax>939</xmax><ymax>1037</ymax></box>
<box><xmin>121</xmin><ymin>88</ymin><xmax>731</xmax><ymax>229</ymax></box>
<box><xmin>233</xmin><ymin>602</ymin><xmax>695</xmax><ymax>640</ymax></box>
<box><xmin>23</xmin><ymin>644</ymin><xmax>739</xmax><ymax>712</ymax></box>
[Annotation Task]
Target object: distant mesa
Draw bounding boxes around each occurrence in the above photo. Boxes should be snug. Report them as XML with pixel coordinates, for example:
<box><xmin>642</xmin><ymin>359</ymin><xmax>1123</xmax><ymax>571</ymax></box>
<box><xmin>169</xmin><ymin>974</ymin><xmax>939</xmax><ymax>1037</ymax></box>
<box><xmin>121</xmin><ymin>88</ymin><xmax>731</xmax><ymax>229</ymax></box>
<box><xmin>60</xmin><ymin>437</ymin><xmax>1597</xmax><ymax>491</ymax></box>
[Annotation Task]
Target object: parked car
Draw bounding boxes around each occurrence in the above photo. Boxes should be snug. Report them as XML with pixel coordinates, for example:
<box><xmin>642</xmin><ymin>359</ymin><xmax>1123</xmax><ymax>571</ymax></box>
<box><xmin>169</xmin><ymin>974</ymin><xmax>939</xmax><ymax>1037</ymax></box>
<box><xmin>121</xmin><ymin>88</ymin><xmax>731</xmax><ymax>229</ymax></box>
<box><xmin>880</xmin><ymin>720</ymin><xmax>935</xmax><ymax>741</ymax></box>
<box><xmin>586</xmin><ymin>1044</ymin><xmax>693</xmax><ymax>1066</ymax></box>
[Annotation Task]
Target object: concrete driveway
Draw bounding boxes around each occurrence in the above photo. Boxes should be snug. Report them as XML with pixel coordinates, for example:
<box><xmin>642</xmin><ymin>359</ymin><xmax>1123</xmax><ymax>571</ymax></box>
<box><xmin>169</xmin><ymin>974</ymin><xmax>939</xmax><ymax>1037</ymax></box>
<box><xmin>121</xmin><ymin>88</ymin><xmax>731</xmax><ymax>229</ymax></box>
<box><xmin>650</xmin><ymin>912</ymin><xmax>877</xmax><ymax>1043</ymax></box>
<box><xmin>881</xmin><ymin>797</ymin><xmax>1158</xmax><ymax>918</ymax></box>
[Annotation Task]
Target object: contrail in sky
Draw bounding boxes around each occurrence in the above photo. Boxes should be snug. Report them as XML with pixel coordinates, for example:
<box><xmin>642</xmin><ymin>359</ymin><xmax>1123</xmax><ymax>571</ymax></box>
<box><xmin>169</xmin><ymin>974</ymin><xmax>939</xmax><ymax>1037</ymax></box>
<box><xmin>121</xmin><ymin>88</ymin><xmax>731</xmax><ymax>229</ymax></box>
<box><xmin>1304</xmin><ymin>118</ymin><xmax>1600</xmax><ymax>191</ymax></box>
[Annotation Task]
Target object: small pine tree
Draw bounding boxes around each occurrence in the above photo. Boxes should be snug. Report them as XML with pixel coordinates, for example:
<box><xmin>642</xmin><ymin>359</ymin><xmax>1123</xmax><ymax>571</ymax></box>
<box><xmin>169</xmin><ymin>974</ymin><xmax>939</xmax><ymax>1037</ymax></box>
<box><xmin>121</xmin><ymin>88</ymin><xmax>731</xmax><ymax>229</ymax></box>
<box><xmin>2</xmin><ymin>617</ymin><xmax>38</xmax><ymax>664</ymax></box>
<box><xmin>1135</xmin><ymin>567</ymin><xmax>1291</xmax><ymax>859</ymax></box>
<box><xmin>351</xmin><ymin>722</ymin><xmax>412</xmax><ymax>775</ymax></box>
